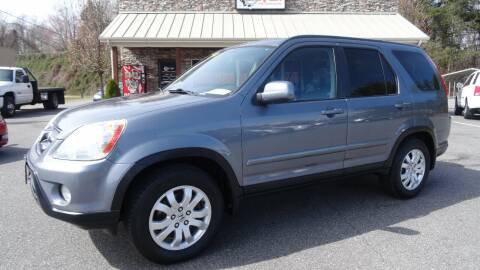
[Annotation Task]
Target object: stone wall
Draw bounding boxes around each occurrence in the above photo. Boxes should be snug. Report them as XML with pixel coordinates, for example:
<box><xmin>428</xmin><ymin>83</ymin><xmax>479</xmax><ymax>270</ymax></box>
<box><xmin>121</xmin><ymin>47</ymin><xmax>217</xmax><ymax>91</ymax></box>
<box><xmin>119</xmin><ymin>0</ymin><xmax>399</xmax><ymax>13</ymax></box>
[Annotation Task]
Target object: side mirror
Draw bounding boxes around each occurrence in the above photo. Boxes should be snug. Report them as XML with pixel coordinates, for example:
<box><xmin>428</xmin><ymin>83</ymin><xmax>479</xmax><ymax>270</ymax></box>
<box><xmin>256</xmin><ymin>81</ymin><xmax>295</xmax><ymax>104</ymax></box>
<box><xmin>456</xmin><ymin>82</ymin><xmax>464</xmax><ymax>90</ymax></box>
<box><xmin>21</xmin><ymin>75</ymin><xmax>29</xmax><ymax>83</ymax></box>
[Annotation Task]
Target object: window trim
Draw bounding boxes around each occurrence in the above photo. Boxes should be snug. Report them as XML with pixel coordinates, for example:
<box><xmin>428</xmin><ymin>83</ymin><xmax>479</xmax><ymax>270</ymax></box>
<box><xmin>341</xmin><ymin>46</ymin><xmax>399</xmax><ymax>99</ymax></box>
<box><xmin>258</xmin><ymin>45</ymin><xmax>340</xmax><ymax>104</ymax></box>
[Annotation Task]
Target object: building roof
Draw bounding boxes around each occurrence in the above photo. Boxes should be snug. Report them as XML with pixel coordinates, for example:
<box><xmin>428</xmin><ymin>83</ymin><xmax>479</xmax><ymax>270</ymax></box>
<box><xmin>100</xmin><ymin>12</ymin><xmax>429</xmax><ymax>47</ymax></box>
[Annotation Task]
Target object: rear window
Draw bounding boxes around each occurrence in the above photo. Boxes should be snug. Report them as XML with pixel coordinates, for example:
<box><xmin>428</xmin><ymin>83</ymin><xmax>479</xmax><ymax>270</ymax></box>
<box><xmin>0</xmin><ymin>70</ymin><xmax>13</xmax><ymax>82</ymax></box>
<box><xmin>392</xmin><ymin>50</ymin><xmax>440</xmax><ymax>91</ymax></box>
<box><xmin>344</xmin><ymin>48</ymin><xmax>397</xmax><ymax>97</ymax></box>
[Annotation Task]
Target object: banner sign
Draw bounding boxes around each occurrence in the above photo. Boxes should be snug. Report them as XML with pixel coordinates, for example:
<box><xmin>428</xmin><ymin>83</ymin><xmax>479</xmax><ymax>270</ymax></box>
<box><xmin>236</xmin><ymin>0</ymin><xmax>285</xmax><ymax>10</ymax></box>
<box><xmin>121</xmin><ymin>65</ymin><xmax>146</xmax><ymax>96</ymax></box>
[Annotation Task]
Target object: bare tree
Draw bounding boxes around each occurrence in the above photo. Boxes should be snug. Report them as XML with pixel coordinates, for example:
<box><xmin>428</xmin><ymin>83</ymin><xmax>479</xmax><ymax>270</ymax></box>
<box><xmin>48</xmin><ymin>1</ymin><xmax>80</xmax><ymax>51</ymax></box>
<box><xmin>70</xmin><ymin>0</ymin><xmax>116</xmax><ymax>96</ymax></box>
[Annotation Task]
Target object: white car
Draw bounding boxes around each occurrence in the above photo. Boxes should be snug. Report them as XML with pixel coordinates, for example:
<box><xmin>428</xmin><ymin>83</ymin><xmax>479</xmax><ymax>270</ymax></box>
<box><xmin>454</xmin><ymin>70</ymin><xmax>480</xmax><ymax>119</ymax></box>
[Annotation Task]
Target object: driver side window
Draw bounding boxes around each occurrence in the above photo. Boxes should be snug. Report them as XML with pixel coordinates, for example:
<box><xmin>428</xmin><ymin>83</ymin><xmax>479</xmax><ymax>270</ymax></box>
<box><xmin>266</xmin><ymin>47</ymin><xmax>337</xmax><ymax>101</ymax></box>
<box><xmin>15</xmin><ymin>70</ymin><xmax>25</xmax><ymax>83</ymax></box>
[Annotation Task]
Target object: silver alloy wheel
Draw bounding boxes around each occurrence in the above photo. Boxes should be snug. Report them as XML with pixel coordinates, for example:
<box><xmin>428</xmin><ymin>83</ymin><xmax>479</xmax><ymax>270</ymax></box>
<box><xmin>400</xmin><ymin>149</ymin><xmax>426</xmax><ymax>190</ymax></box>
<box><xmin>149</xmin><ymin>185</ymin><xmax>212</xmax><ymax>251</ymax></box>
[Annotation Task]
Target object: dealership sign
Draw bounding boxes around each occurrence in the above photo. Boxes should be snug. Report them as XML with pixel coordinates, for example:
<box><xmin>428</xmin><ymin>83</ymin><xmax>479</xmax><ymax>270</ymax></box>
<box><xmin>236</xmin><ymin>0</ymin><xmax>285</xmax><ymax>10</ymax></box>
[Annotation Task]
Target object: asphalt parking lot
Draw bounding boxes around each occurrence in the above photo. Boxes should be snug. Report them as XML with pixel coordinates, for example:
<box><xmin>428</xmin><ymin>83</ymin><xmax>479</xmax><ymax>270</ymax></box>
<box><xmin>1</xmin><ymin>100</ymin><xmax>480</xmax><ymax>269</ymax></box>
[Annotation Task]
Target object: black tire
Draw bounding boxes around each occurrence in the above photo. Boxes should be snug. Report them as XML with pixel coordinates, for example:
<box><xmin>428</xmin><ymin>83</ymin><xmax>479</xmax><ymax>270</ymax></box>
<box><xmin>383</xmin><ymin>138</ymin><xmax>431</xmax><ymax>198</ymax></box>
<box><xmin>464</xmin><ymin>99</ymin><xmax>472</xmax><ymax>119</ymax></box>
<box><xmin>124</xmin><ymin>164</ymin><xmax>224</xmax><ymax>264</ymax></box>
<box><xmin>43</xmin><ymin>93</ymin><xmax>59</xmax><ymax>110</ymax></box>
<box><xmin>454</xmin><ymin>98</ymin><xmax>463</xmax><ymax>115</ymax></box>
<box><xmin>1</xmin><ymin>95</ymin><xmax>15</xmax><ymax>118</ymax></box>
<box><xmin>15</xmin><ymin>105</ymin><xmax>21</xmax><ymax>110</ymax></box>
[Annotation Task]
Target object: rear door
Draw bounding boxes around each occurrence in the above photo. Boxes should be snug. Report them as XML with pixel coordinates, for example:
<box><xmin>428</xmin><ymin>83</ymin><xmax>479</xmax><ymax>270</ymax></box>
<box><xmin>340</xmin><ymin>46</ymin><xmax>413</xmax><ymax>168</ymax></box>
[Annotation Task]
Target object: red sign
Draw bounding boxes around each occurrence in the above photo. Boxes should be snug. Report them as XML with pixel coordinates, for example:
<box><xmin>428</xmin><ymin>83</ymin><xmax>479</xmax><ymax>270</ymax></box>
<box><xmin>121</xmin><ymin>65</ymin><xmax>146</xmax><ymax>96</ymax></box>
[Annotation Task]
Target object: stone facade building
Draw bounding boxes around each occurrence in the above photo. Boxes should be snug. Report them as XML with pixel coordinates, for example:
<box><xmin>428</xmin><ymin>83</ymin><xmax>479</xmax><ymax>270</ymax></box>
<box><xmin>101</xmin><ymin>0</ymin><xmax>428</xmax><ymax>93</ymax></box>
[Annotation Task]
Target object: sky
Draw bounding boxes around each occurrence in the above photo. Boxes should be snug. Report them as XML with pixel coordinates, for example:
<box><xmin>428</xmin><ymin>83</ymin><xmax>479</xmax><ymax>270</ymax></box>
<box><xmin>0</xmin><ymin>0</ymin><xmax>62</xmax><ymax>22</ymax></box>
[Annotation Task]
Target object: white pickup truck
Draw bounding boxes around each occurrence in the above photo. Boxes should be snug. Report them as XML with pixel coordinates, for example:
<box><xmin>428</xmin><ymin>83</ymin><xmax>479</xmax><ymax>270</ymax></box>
<box><xmin>0</xmin><ymin>67</ymin><xmax>65</xmax><ymax>118</ymax></box>
<box><xmin>454</xmin><ymin>70</ymin><xmax>480</xmax><ymax>119</ymax></box>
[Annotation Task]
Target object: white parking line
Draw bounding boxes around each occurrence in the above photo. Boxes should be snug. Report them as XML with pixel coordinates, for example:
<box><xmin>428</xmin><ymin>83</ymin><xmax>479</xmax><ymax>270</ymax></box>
<box><xmin>452</xmin><ymin>121</ymin><xmax>480</xmax><ymax>128</ymax></box>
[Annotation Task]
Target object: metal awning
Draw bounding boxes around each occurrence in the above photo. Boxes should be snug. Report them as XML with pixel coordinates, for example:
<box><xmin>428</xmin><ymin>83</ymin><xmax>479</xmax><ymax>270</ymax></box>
<box><xmin>100</xmin><ymin>12</ymin><xmax>429</xmax><ymax>47</ymax></box>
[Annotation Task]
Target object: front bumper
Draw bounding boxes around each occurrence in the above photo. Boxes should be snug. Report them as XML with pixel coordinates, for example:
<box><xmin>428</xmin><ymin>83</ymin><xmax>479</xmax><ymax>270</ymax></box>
<box><xmin>25</xmin><ymin>151</ymin><xmax>130</xmax><ymax>230</ymax></box>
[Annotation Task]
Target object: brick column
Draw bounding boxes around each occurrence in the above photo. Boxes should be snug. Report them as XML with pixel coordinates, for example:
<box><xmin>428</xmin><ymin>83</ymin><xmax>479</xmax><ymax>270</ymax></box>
<box><xmin>111</xmin><ymin>46</ymin><xmax>119</xmax><ymax>82</ymax></box>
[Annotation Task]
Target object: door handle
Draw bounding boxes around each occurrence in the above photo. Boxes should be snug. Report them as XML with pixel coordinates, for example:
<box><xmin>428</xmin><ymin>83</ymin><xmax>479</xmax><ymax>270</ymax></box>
<box><xmin>320</xmin><ymin>108</ymin><xmax>344</xmax><ymax>116</ymax></box>
<box><xmin>394</xmin><ymin>102</ymin><xmax>411</xmax><ymax>109</ymax></box>
<box><xmin>27</xmin><ymin>85</ymin><xmax>30</xmax><ymax>88</ymax></box>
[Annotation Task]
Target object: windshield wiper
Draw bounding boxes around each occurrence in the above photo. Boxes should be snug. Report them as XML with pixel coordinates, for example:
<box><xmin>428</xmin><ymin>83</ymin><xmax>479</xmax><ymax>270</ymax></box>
<box><xmin>168</xmin><ymin>88</ymin><xmax>195</xmax><ymax>95</ymax></box>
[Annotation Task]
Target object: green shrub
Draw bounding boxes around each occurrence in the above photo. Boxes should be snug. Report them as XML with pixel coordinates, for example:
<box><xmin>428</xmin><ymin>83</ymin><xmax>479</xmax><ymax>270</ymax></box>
<box><xmin>104</xmin><ymin>79</ymin><xmax>120</xmax><ymax>99</ymax></box>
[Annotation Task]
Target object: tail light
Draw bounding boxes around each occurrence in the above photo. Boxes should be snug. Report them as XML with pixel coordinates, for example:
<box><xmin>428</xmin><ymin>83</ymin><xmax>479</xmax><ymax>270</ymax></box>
<box><xmin>429</xmin><ymin>57</ymin><xmax>449</xmax><ymax>96</ymax></box>
<box><xmin>0</xmin><ymin>119</ymin><xmax>7</xmax><ymax>134</ymax></box>
<box><xmin>0</xmin><ymin>119</ymin><xmax>7</xmax><ymax>145</ymax></box>
<box><xmin>475</xmin><ymin>86</ymin><xmax>480</xmax><ymax>96</ymax></box>
<box><xmin>439</xmin><ymin>75</ymin><xmax>448</xmax><ymax>96</ymax></box>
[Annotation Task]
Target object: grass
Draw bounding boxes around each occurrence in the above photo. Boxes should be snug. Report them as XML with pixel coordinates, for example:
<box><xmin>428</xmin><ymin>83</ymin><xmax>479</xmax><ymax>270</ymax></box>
<box><xmin>17</xmin><ymin>53</ymin><xmax>103</xmax><ymax>96</ymax></box>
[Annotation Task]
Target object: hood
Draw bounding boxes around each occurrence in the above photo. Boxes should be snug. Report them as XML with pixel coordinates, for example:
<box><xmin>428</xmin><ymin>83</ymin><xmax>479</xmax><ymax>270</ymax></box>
<box><xmin>0</xmin><ymin>81</ymin><xmax>14</xmax><ymax>88</ymax></box>
<box><xmin>54</xmin><ymin>92</ymin><xmax>208</xmax><ymax>132</ymax></box>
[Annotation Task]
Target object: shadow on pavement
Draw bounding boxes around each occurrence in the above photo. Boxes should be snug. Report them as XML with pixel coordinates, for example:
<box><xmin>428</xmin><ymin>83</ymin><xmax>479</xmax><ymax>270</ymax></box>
<box><xmin>89</xmin><ymin>161</ymin><xmax>480</xmax><ymax>269</ymax></box>
<box><xmin>0</xmin><ymin>144</ymin><xmax>29</xmax><ymax>165</ymax></box>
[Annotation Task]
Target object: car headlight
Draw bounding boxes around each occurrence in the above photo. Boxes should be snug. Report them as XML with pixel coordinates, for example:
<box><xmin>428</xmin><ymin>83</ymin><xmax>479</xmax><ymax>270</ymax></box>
<box><xmin>52</xmin><ymin>119</ymin><xmax>127</xmax><ymax>161</ymax></box>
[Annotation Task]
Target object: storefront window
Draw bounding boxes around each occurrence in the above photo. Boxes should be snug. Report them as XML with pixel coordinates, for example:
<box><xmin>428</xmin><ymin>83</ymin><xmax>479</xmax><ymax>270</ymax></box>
<box><xmin>165</xmin><ymin>46</ymin><xmax>274</xmax><ymax>96</ymax></box>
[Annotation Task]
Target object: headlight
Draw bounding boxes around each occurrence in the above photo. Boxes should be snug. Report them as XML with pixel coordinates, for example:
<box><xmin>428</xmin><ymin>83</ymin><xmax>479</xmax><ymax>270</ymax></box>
<box><xmin>52</xmin><ymin>119</ymin><xmax>126</xmax><ymax>161</ymax></box>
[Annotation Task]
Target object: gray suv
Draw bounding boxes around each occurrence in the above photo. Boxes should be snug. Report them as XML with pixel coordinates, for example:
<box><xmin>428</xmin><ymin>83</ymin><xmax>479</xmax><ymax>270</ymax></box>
<box><xmin>26</xmin><ymin>36</ymin><xmax>450</xmax><ymax>263</ymax></box>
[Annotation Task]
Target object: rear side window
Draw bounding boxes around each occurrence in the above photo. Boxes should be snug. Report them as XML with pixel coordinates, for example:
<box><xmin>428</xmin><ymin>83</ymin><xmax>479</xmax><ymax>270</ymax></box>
<box><xmin>392</xmin><ymin>50</ymin><xmax>440</xmax><ymax>91</ymax></box>
<box><xmin>473</xmin><ymin>73</ymin><xmax>479</xmax><ymax>85</ymax></box>
<box><xmin>344</xmin><ymin>48</ymin><xmax>397</xmax><ymax>97</ymax></box>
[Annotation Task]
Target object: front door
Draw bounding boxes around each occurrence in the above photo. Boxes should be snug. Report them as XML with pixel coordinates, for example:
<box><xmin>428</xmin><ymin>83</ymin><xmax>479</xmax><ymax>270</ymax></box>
<box><xmin>14</xmin><ymin>69</ymin><xmax>32</xmax><ymax>104</ymax></box>
<box><xmin>241</xmin><ymin>46</ymin><xmax>348</xmax><ymax>186</ymax></box>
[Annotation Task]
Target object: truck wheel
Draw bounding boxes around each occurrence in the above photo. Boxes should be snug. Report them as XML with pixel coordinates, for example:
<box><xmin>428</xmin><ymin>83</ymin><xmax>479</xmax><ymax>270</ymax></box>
<box><xmin>43</xmin><ymin>93</ymin><xmax>59</xmax><ymax>110</ymax></box>
<box><xmin>383</xmin><ymin>138</ymin><xmax>430</xmax><ymax>198</ymax></box>
<box><xmin>1</xmin><ymin>95</ymin><xmax>16</xmax><ymax>118</ymax></box>
<box><xmin>125</xmin><ymin>164</ymin><xmax>224</xmax><ymax>264</ymax></box>
<box><xmin>464</xmin><ymin>99</ymin><xmax>473</xmax><ymax>119</ymax></box>
<box><xmin>454</xmin><ymin>98</ymin><xmax>463</xmax><ymax>115</ymax></box>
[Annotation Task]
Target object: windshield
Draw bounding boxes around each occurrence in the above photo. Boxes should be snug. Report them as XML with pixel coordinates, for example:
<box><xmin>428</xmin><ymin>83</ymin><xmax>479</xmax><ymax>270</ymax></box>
<box><xmin>0</xmin><ymin>70</ymin><xmax>13</xmax><ymax>82</ymax></box>
<box><xmin>165</xmin><ymin>46</ymin><xmax>274</xmax><ymax>96</ymax></box>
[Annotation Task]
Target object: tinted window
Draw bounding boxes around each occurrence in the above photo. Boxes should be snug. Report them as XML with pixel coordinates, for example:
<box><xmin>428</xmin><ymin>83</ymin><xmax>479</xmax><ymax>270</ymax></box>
<box><xmin>267</xmin><ymin>47</ymin><xmax>336</xmax><ymax>101</ymax></box>
<box><xmin>344</xmin><ymin>48</ymin><xmax>388</xmax><ymax>97</ymax></box>
<box><xmin>393</xmin><ymin>50</ymin><xmax>440</xmax><ymax>91</ymax></box>
<box><xmin>381</xmin><ymin>55</ymin><xmax>398</xmax><ymax>95</ymax></box>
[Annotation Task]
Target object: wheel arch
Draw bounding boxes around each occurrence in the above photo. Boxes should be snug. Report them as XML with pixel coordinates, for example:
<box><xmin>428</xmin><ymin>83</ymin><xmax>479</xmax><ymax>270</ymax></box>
<box><xmin>386</xmin><ymin>127</ymin><xmax>437</xmax><ymax>170</ymax></box>
<box><xmin>112</xmin><ymin>148</ymin><xmax>243</xmax><ymax>218</ymax></box>
<box><xmin>2</xmin><ymin>91</ymin><xmax>15</xmax><ymax>101</ymax></box>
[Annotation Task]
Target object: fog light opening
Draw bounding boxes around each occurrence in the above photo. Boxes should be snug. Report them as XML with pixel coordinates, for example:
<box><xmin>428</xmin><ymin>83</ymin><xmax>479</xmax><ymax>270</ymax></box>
<box><xmin>60</xmin><ymin>185</ymin><xmax>72</xmax><ymax>204</ymax></box>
